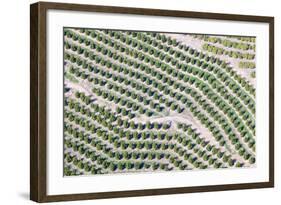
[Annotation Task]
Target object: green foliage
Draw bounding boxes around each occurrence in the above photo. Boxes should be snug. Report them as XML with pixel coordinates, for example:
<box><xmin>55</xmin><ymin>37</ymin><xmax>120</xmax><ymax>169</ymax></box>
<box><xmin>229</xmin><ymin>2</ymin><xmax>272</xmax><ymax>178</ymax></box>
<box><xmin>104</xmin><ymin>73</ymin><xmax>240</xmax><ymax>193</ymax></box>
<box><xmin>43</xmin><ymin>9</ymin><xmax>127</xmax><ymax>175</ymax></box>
<box><xmin>63</xmin><ymin>29</ymin><xmax>256</xmax><ymax>175</ymax></box>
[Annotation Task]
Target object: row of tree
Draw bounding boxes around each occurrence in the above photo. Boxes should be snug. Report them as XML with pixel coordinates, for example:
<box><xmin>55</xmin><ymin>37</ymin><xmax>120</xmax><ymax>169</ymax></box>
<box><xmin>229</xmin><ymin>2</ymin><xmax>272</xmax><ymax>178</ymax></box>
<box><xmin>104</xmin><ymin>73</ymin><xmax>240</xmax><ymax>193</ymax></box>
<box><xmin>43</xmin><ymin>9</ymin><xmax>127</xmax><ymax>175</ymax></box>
<box><xmin>192</xmin><ymin>34</ymin><xmax>256</xmax><ymax>51</ymax></box>
<box><xmin>67</xmin><ymin>95</ymin><xmax>171</xmax><ymax>131</ymax></box>
<box><xmin>202</xmin><ymin>43</ymin><xmax>255</xmax><ymax>60</ymax></box>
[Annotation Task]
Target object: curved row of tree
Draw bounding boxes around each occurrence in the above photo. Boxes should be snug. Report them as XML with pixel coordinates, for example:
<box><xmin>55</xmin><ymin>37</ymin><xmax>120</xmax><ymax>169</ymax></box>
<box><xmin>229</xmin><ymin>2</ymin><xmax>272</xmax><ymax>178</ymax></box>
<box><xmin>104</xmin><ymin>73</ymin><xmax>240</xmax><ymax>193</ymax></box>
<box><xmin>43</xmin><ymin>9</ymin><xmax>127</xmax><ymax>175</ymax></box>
<box><xmin>202</xmin><ymin>43</ymin><xmax>255</xmax><ymax>60</ymax></box>
<box><xmin>68</xmin><ymin>93</ymin><xmax>171</xmax><ymax>130</ymax></box>
<box><xmin>238</xmin><ymin>61</ymin><xmax>256</xmax><ymax>69</ymax></box>
<box><xmin>231</xmin><ymin>36</ymin><xmax>256</xmax><ymax>43</ymax></box>
<box><xmin>191</xmin><ymin>34</ymin><xmax>256</xmax><ymax>51</ymax></box>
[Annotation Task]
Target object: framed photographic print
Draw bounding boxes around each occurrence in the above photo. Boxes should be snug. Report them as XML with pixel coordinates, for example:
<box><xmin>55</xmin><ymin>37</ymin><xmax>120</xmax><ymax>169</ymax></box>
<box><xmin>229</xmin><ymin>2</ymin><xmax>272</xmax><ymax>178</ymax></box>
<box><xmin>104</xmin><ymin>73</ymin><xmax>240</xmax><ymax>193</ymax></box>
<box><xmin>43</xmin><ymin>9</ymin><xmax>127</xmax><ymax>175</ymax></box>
<box><xmin>30</xmin><ymin>1</ymin><xmax>274</xmax><ymax>202</ymax></box>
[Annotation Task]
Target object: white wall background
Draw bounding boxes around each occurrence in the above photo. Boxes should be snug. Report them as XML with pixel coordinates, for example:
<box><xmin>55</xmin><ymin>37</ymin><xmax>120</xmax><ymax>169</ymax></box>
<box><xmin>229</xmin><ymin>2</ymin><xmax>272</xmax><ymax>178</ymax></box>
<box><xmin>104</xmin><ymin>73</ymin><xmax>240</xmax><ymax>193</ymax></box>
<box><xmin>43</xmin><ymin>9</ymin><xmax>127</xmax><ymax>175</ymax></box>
<box><xmin>0</xmin><ymin>0</ymin><xmax>279</xmax><ymax>204</ymax></box>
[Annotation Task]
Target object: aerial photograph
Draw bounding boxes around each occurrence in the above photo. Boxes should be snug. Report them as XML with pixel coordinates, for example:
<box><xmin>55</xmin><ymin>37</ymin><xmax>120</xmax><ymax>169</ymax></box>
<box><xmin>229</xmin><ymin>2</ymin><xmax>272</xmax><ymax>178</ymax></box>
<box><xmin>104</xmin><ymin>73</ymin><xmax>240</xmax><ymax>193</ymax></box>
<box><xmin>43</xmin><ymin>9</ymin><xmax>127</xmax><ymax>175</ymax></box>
<box><xmin>63</xmin><ymin>28</ymin><xmax>256</xmax><ymax>176</ymax></box>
